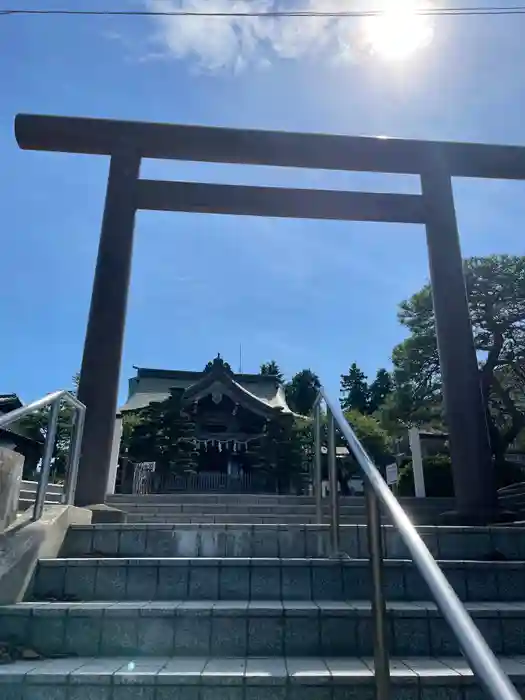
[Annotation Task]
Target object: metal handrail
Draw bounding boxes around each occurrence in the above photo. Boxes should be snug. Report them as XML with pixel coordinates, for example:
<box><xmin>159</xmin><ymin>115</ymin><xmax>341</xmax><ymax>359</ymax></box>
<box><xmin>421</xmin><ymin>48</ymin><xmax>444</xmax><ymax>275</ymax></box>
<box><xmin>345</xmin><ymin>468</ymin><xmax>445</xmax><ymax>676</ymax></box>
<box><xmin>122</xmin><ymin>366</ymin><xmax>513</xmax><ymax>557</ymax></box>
<box><xmin>0</xmin><ymin>390</ymin><xmax>86</xmax><ymax>520</ymax></box>
<box><xmin>314</xmin><ymin>386</ymin><xmax>521</xmax><ymax>700</ymax></box>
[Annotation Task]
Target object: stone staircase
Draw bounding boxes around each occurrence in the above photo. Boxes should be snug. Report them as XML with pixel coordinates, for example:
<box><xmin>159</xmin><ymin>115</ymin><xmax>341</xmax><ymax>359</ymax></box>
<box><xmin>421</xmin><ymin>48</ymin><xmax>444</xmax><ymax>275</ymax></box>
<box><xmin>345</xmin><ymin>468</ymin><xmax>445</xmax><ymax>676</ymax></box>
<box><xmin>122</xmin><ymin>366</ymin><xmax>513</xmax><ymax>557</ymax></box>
<box><xmin>18</xmin><ymin>479</ymin><xmax>63</xmax><ymax>512</ymax></box>
<box><xmin>105</xmin><ymin>493</ymin><xmax>457</xmax><ymax>525</ymax></box>
<box><xmin>1</xmin><ymin>511</ymin><xmax>525</xmax><ymax>699</ymax></box>
<box><xmin>499</xmin><ymin>482</ymin><xmax>525</xmax><ymax>519</ymax></box>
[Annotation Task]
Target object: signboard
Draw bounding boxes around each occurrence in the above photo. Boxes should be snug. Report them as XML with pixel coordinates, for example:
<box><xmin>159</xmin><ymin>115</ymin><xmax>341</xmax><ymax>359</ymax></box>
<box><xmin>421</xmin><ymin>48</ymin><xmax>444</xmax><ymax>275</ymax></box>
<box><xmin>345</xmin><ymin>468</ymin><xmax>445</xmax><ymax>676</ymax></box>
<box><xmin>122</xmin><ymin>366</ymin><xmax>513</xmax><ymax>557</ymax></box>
<box><xmin>408</xmin><ymin>427</ymin><xmax>426</xmax><ymax>497</ymax></box>
<box><xmin>137</xmin><ymin>462</ymin><xmax>156</xmax><ymax>473</ymax></box>
<box><xmin>385</xmin><ymin>463</ymin><xmax>398</xmax><ymax>486</ymax></box>
<box><xmin>132</xmin><ymin>462</ymin><xmax>156</xmax><ymax>495</ymax></box>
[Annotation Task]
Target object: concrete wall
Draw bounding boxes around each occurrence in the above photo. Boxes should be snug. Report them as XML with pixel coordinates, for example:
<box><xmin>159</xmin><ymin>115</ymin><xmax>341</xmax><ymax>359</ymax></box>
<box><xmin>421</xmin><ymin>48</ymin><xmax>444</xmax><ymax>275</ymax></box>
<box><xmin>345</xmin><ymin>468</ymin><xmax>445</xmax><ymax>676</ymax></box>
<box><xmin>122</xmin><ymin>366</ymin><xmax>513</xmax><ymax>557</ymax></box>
<box><xmin>0</xmin><ymin>504</ymin><xmax>91</xmax><ymax>604</ymax></box>
<box><xmin>0</xmin><ymin>447</ymin><xmax>24</xmax><ymax>531</ymax></box>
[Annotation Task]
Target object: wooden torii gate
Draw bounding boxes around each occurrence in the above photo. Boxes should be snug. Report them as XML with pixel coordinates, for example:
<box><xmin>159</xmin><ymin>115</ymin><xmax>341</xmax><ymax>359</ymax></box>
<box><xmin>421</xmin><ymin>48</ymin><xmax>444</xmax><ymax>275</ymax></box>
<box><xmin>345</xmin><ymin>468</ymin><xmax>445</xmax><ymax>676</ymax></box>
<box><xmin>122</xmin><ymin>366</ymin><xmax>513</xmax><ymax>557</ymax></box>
<box><xmin>15</xmin><ymin>113</ymin><xmax>525</xmax><ymax>522</ymax></box>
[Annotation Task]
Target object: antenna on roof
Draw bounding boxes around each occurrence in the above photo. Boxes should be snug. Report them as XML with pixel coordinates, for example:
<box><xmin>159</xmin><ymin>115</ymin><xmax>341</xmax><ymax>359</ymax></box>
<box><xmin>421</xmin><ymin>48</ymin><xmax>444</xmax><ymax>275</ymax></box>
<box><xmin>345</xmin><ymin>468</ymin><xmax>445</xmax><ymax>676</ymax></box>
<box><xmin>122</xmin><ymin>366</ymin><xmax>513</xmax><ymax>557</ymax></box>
<box><xmin>238</xmin><ymin>344</ymin><xmax>243</xmax><ymax>374</ymax></box>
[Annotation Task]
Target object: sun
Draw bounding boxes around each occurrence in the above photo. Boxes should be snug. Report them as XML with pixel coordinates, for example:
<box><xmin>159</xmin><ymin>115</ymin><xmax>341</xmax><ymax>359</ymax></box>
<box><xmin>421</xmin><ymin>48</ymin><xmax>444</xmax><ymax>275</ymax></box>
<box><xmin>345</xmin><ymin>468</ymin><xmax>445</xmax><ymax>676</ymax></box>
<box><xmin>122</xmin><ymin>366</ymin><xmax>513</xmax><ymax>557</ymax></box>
<box><xmin>363</xmin><ymin>1</ymin><xmax>434</xmax><ymax>61</ymax></box>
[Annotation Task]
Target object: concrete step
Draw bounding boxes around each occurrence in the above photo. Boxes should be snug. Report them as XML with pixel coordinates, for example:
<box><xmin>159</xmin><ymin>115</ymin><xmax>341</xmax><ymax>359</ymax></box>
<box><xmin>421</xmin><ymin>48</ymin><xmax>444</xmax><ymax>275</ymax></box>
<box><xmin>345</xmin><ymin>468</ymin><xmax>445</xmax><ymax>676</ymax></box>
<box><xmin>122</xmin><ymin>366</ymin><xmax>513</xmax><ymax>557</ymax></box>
<box><xmin>113</xmin><ymin>504</ymin><xmax>371</xmax><ymax>515</ymax></box>
<box><xmin>124</xmin><ymin>514</ymin><xmax>372</xmax><ymax>525</ymax></box>
<box><xmin>108</xmin><ymin>494</ymin><xmax>322</xmax><ymax>505</ymax></box>
<box><xmin>18</xmin><ymin>481</ymin><xmax>64</xmax><ymax>511</ymax></box>
<box><xmin>3</xmin><ymin>600</ymin><xmax>525</xmax><ymax>659</ymax></box>
<box><xmin>30</xmin><ymin>557</ymin><xmax>525</xmax><ymax>603</ymax></box>
<box><xmin>106</xmin><ymin>494</ymin><xmax>456</xmax><ymax>525</ymax></box>
<box><xmin>18</xmin><ymin>497</ymin><xmax>62</xmax><ymax>512</ymax></box>
<box><xmin>61</xmin><ymin>523</ymin><xmax>525</xmax><ymax>561</ymax></box>
<box><xmin>107</xmin><ymin>494</ymin><xmax>456</xmax><ymax>507</ymax></box>
<box><xmin>499</xmin><ymin>483</ymin><xmax>525</xmax><ymax>514</ymax></box>
<box><xmin>0</xmin><ymin>655</ymin><xmax>524</xmax><ymax>700</ymax></box>
<box><xmin>122</xmin><ymin>513</ymin><xmax>446</xmax><ymax>525</ymax></box>
<box><xmin>108</xmin><ymin>497</ymin><xmax>454</xmax><ymax>519</ymax></box>
<box><xmin>121</xmin><ymin>513</ymin><xmax>469</xmax><ymax>526</ymax></box>
<box><xmin>19</xmin><ymin>489</ymin><xmax>62</xmax><ymax>502</ymax></box>
<box><xmin>108</xmin><ymin>503</ymin><xmax>451</xmax><ymax>515</ymax></box>
<box><xmin>21</xmin><ymin>479</ymin><xmax>63</xmax><ymax>495</ymax></box>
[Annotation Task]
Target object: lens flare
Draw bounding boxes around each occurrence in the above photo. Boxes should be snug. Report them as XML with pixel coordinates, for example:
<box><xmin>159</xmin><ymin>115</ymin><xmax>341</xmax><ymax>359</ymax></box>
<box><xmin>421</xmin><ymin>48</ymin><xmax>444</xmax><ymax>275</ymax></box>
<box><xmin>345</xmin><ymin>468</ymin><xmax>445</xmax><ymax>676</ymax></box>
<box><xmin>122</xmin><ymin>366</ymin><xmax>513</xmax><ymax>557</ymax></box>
<box><xmin>363</xmin><ymin>1</ymin><xmax>433</xmax><ymax>61</ymax></box>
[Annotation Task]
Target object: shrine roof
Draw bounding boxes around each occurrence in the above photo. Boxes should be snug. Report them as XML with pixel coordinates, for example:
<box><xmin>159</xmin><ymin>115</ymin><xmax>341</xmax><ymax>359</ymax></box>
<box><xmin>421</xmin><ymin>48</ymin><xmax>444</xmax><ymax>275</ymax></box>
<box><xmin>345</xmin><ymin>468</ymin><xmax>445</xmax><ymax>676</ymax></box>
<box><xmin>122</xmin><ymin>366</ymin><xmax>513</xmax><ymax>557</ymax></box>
<box><xmin>0</xmin><ymin>394</ymin><xmax>23</xmax><ymax>411</ymax></box>
<box><xmin>0</xmin><ymin>393</ymin><xmax>44</xmax><ymax>444</ymax></box>
<box><xmin>119</xmin><ymin>360</ymin><xmax>295</xmax><ymax>417</ymax></box>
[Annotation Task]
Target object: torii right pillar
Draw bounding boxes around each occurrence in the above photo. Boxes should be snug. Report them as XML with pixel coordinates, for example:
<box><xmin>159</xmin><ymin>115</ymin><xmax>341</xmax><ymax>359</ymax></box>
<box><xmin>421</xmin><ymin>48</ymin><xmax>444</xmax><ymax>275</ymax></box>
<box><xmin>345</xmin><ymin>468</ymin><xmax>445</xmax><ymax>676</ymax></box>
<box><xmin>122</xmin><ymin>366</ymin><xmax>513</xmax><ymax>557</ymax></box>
<box><xmin>421</xmin><ymin>152</ymin><xmax>508</xmax><ymax>524</ymax></box>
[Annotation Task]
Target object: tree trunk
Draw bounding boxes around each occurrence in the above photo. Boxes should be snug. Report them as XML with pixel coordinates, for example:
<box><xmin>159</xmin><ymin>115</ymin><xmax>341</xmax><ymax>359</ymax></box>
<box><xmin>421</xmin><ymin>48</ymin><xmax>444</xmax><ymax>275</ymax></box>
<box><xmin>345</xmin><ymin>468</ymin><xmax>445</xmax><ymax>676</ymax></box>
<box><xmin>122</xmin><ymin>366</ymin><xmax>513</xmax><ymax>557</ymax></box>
<box><xmin>337</xmin><ymin>467</ymin><xmax>350</xmax><ymax>495</ymax></box>
<box><xmin>487</xmin><ymin>411</ymin><xmax>507</xmax><ymax>470</ymax></box>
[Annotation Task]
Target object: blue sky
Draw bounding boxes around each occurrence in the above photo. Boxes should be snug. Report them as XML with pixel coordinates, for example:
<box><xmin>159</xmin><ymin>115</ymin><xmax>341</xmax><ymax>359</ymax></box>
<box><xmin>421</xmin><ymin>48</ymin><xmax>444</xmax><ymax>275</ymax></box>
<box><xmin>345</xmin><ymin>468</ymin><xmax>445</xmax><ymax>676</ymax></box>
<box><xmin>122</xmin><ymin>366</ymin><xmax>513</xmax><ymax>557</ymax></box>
<box><xmin>1</xmin><ymin>0</ymin><xmax>524</xmax><ymax>405</ymax></box>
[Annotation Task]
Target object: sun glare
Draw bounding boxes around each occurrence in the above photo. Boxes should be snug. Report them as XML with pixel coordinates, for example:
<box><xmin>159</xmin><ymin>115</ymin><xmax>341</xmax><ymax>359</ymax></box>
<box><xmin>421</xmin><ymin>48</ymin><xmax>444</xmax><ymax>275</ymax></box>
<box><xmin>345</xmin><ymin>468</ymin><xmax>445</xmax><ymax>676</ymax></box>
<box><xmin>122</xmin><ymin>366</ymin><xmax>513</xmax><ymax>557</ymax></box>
<box><xmin>363</xmin><ymin>1</ymin><xmax>434</xmax><ymax>61</ymax></box>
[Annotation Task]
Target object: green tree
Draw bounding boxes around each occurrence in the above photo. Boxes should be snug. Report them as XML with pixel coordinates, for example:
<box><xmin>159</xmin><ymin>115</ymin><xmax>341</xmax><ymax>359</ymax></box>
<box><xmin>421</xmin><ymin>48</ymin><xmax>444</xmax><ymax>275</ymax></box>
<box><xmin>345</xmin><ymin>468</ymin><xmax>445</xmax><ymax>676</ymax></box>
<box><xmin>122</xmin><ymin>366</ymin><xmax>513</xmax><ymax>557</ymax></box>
<box><xmin>18</xmin><ymin>373</ymin><xmax>80</xmax><ymax>481</ymax></box>
<box><xmin>259</xmin><ymin>416</ymin><xmax>305</xmax><ymax>492</ymax></box>
<box><xmin>260</xmin><ymin>361</ymin><xmax>284</xmax><ymax>383</ymax></box>
<box><xmin>389</xmin><ymin>254</ymin><xmax>525</xmax><ymax>467</ymax></box>
<box><xmin>285</xmin><ymin>369</ymin><xmax>320</xmax><ymax>416</ymax></box>
<box><xmin>310</xmin><ymin>409</ymin><xmax>392</xmax><ymax>493</ymax></box>
<box><xmin>398</xmin><ymin>454</ymin><xmax>524</xmax><ymax>497</ymax></box>
<box><xmin>340</xmin><ymin>363</ymin><xmax>369</xmax><ymax>413</ymax></box>
<box><xmin>120</xmin><ymin>411</ymin><xmax>144</xmax><ymax>459</ymax></box>
<box><xmin>126</xmin><ymin>390</ymin><xmax>198</xmax><ymax>474</ymax></box>
<box><xmin>344</xmin><ymin>409</ymin><xmax>393</xmax><ymax>467</ymax></box>
<box><xmin>398</xmin><ymin>455</ymin><xmax>455</xmax><ymax>497</ymax></box>
<box><xmin>368</xmin><ymin>368</ymin><xmax>393</xmax><ymax>414</ymax></box>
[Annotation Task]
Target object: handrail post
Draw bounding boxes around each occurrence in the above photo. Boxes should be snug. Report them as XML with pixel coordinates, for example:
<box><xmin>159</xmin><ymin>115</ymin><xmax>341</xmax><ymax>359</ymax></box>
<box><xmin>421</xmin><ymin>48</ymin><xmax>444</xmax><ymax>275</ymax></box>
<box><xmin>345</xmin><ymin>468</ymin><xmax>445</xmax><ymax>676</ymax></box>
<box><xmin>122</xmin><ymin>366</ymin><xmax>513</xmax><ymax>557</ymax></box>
<box><xmin>327</xmin><ymin>409</ymin><xmax>340</xmax><ymax>555</ymax></box>
<box><xmin>365</xmin><ymin>477</ymin><xmax>390</xmax><ymax>700</ymax></box>
<box><xmin>314</xmin><ymin>400</ymin><xmax>323</xmax><ymax>524</ymax></box>
<box><xmin>63</xmin><ymin>407</ymin><xmax>86</xmax><ymax>505</ymax></box>
<box><xmin>316</xmin><ymin>385</ymin><xmax>520</xmax><ymax>700</ymax></box>
<box><xmin>33</xmin><ymin>400</ymin><xmax>60</xmax><ymax>521</ymax></box>
<box><xmin>62</xmin><ymin>412</ymin><xmax>76</xmax><ymax>504</ymax></box>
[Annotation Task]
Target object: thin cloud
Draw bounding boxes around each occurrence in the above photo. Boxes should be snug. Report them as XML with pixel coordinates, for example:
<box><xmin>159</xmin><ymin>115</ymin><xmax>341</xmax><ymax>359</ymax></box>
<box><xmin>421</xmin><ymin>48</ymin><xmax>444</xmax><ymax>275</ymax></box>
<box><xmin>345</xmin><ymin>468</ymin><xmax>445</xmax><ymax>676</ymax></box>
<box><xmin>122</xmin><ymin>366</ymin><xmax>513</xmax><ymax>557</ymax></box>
<box><xmin>144</xmin><ymin>0</ymin><xmax>373</xmax><ymax>72</ymax></box>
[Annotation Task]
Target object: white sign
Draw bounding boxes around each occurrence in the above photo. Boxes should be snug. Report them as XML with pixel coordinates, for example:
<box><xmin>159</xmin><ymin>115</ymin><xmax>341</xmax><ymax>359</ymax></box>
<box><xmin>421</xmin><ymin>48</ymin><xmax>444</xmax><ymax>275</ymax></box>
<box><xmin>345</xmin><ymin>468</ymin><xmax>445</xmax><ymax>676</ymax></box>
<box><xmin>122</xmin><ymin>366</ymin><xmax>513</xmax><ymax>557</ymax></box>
<box><xmin>137</xmin><ymin>462</ymin><xmax>156</xmax><ymax>472</ymax></box>
<box><xmin>132</xmin><ymin>462</ymin><xmax>157</xmax><ymax>495</ymax></box>
<box><xmin>385</xmin><ymin>463</ymin><xmax>398</xmax><ymax>485</ymax></box>
<box><xmin>408</xmin><ymin>427</ymin><xmax>426</xmax><ymax>497</ymax></box>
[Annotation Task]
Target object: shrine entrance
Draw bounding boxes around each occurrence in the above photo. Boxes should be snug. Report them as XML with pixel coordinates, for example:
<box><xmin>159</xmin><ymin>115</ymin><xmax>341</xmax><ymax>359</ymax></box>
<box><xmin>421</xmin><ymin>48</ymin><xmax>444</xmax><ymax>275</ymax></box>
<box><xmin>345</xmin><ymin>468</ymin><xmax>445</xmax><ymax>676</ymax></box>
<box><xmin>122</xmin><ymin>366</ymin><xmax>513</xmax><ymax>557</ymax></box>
<box><xmin>196</xmin><ymin>442</ymin><xmax>250</xmax><ymax>477</ymax></box>
<box><xmin>117</xmin><ymin>358</ymin><xmax>293</xmax><ymax>495</ymax></box>
<box><xmin>16</xmin><ymin>112</ymin><xmax>525</xmax><ymax>521</ymax></box>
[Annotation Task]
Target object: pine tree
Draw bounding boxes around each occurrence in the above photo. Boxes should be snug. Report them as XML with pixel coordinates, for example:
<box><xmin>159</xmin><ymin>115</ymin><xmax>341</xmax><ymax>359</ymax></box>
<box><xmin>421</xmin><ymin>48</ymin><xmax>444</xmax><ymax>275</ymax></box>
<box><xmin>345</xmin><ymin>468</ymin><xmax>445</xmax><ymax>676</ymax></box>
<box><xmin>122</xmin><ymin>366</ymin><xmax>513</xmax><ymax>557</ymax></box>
<box><xmin>159</xmin><ymin>391</ymin><xmax>198</xmax><ymax>473</ymax></box>
<box><xmin>340</xmin><ymin>363</ymin><xmax>369</xmax><ymax>413</ymax></box>
<box><xmin>127</xmin><ymin>390</ymin><xmax>198</xmax><ymax>474</ymax></box>
<box><xmin>260</xmin><ymin>360</ymin><xmax>284</xmax><ymax>383</ymax></box>
<box><xmin>260</xmin><ymin>416</ymin><xmax>304</xmax><ymax>493</ymax></box>
<box><xmin>368</xmin><ymin>368</ymin><xmax>393</xmax><ymax>413</ymax></box>
<box><xmin>284</xmin><ymin>369</ymin><xmax>320</xmax><ymax>416</ymax></box>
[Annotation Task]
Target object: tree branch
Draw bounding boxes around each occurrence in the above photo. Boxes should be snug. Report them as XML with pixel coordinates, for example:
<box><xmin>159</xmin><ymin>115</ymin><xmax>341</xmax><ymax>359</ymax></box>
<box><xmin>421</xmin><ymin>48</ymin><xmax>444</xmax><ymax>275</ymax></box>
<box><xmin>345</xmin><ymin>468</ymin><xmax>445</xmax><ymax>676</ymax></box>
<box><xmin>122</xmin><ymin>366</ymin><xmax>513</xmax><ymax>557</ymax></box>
<box><xmin>479</xmin><ymin>330</ymin><xmax>504</xmax><ymax>400</ymax></box>
<box><xmin>492</xmin><ymin>374</ymin><xmax>525</xmax><ymax>451</ymax></box>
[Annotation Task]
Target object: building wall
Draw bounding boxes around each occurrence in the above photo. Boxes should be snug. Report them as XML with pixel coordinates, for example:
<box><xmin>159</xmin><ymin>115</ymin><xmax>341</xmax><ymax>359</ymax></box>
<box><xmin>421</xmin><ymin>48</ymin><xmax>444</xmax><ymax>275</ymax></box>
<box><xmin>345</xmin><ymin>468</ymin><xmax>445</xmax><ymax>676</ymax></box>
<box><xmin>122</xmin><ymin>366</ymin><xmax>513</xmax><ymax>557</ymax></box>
<box><xmin>0</xmin><ymin>437</ymin><xmax>16</xmax><ymax>451</ymax></box>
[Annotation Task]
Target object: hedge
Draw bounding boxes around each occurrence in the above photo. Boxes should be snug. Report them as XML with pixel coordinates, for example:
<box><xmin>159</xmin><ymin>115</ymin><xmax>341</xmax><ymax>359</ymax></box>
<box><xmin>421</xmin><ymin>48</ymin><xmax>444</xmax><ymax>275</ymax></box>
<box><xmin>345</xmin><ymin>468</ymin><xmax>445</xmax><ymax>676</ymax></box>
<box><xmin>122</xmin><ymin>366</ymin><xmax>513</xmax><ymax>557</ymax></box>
<box><xmin>397</xmin><ymin>454</ymin><xmax>524</xmax><ymax>497</ymax></box>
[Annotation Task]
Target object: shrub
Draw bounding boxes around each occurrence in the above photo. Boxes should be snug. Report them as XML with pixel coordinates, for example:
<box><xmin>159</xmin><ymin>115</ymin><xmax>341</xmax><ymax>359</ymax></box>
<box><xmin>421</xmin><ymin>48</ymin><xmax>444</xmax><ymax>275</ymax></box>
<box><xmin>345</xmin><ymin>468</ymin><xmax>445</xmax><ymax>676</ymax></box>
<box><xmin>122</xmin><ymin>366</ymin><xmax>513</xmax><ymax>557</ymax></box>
<box><xmin>398</xmin><ymin>454</ymin><xmax>524</xmax><ymax>497</ymax></box>
<box><xmin>398</xmin><ymin>454</ymin><xmax>453</xmax><ymax>497</ymax></box>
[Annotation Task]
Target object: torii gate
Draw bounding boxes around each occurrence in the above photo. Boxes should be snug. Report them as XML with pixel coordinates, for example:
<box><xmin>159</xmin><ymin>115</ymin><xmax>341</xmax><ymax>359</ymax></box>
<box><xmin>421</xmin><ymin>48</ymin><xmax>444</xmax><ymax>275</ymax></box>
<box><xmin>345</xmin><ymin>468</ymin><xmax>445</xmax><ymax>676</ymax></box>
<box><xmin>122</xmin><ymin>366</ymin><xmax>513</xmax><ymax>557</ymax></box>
<box><xmin>15</xmin><ymin>113</ymin><xmax>525</xmax><ymax>522</ymax></box>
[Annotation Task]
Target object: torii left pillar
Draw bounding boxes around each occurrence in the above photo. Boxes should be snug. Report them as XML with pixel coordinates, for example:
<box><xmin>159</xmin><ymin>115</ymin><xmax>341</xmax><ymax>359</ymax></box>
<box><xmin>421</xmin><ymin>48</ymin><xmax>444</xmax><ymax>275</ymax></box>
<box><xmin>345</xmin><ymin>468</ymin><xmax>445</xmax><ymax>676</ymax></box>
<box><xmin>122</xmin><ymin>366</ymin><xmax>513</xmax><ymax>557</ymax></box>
<box><xmin>75</xmin><ymin>150</ymin><xmax>140</xmax><ymax>506</ymax></box>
